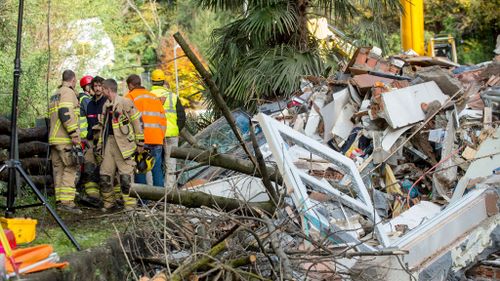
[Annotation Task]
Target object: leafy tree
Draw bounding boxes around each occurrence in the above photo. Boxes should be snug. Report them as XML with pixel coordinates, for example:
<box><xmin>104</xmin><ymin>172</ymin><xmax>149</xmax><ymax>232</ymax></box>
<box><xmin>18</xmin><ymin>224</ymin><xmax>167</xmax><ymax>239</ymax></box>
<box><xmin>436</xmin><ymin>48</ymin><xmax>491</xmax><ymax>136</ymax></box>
<box><xmin>424</xmin><ymin>0</ymin><xmax>499</xmax><ymax>64</ymax></box>
<box><xmin>158</xmin><ymin>34</ymin><xmax>205</xmax><ymax>108</ymax></box>
<box><xmin>196</xmin><ymin>0</ymin><xmax>401</xmax><ymax>112</ymax></box>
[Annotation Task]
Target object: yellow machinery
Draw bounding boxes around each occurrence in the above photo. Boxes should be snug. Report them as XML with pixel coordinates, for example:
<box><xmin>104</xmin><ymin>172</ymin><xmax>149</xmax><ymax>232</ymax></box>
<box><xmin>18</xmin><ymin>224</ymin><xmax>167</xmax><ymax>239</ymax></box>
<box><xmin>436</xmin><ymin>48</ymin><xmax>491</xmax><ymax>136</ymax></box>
<box><xmin>308</xmin><ymin>18</ymin><xmax>357</xmax><ymax>60</ymax></box>
<box><xmin>401</xmin><ymin>0</ymin><xmax>458</xmax><ymax>63</ymax></box>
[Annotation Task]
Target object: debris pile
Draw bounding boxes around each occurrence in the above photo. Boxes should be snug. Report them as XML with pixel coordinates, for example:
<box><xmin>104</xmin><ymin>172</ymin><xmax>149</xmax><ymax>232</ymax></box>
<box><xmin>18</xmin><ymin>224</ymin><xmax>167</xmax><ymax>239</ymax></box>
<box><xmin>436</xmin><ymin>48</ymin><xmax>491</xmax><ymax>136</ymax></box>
<box><xmin>125</xmin><ymin>44</ymin><xmax>500</xmax><ymax>281</ymax></box>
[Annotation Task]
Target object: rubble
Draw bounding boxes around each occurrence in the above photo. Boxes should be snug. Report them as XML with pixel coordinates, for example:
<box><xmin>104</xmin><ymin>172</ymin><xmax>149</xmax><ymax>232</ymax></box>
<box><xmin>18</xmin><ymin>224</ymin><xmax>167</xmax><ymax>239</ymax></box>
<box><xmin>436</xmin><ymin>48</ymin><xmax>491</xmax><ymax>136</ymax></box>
<box><xmin>123</xmin><ymin>43</ymin><xmax>500</xmax><ymax>281</ymax></box>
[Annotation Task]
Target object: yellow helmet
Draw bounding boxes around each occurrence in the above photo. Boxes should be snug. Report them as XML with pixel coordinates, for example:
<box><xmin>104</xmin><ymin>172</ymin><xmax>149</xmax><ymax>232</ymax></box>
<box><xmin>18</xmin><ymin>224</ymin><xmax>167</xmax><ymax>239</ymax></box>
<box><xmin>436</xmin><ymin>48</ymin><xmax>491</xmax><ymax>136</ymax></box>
<box><xmin>135</xmin><ymin>149</ymin><xmax>155</xmax><ymax>174</ymax></box>
<box><xmin>151</xmin><ymin>69</ymin><xmax>166</xmax><ymax>82</ymax></box>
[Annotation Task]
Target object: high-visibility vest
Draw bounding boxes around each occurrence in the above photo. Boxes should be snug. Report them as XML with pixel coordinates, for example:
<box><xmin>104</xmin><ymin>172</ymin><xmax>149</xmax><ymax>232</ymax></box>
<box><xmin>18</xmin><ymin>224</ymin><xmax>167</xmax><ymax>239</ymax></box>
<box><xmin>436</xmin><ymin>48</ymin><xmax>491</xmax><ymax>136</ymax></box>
<box><xmin>78</xmin><ymin>93</ymin><xmax>90</xmax><ymax>139</ymax></box>
<box><xmin>126</xmin><ymin>87</ymin><xmax>166</xmax><ymax>145</ymax></box>
<box><xmin>150</xmin><ymin>85</ymin><xmax>179</xmax><ymax>137</ymax></box>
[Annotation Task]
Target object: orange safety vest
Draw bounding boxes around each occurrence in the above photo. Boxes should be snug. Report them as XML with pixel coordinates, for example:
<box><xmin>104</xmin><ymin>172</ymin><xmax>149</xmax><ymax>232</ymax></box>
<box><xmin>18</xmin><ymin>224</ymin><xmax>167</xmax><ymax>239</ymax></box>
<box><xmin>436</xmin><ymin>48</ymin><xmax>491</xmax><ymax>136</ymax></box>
<box><xmin>126</xmin><ymin>87</ymin><xmax>166</xmax><ymax>145</ymax></box>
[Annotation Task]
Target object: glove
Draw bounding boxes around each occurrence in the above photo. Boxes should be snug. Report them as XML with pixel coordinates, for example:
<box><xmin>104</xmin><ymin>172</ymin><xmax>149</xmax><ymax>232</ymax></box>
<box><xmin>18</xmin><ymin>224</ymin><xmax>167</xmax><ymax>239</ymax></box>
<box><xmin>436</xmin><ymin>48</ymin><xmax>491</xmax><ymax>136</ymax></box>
<box><xmin>72</xmin><ymin>145</ymin><xmax>85</xmax><ymax>165</ymax></box>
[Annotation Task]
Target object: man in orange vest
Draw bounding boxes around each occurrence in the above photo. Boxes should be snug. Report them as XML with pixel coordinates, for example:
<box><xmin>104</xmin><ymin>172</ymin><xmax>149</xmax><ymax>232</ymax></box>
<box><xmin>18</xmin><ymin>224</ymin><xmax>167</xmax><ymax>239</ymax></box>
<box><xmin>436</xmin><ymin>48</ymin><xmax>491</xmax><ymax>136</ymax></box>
<box><xmin>125</xmin><ymin>74</ymin><xmax>166</xmax><ymax>187</ymax></box>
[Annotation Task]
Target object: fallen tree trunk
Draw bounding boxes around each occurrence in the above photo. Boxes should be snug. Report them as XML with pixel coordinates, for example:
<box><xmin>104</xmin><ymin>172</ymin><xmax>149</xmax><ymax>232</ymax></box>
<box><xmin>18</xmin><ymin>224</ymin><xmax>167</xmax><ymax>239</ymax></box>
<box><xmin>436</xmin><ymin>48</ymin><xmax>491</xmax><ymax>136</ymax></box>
<box><xmin>18</xmin><ymin>141</ymin><xmax>49</xmax><ymax>158</ymax></box>
<box><xmin>170</xmin><ymin>147</ymin><xmax>282</xmax><ymax>184</ymax></box>
<box><xmin>19</xmin><ymin>157</ymin><xmax>50</xmax><ymax>175</ymax></box>
<box><xmin>0</xmin><ymin>173</ymin><xmax>52</xmax><ymax>188</ymax></box>
<box><xmin>0</xmin><ymin>117</ymin><xmax>48</xmax><ymax>144</ymax></box>
<box><xmin>130</xmin><ymin>183</ymin><xmax>276</xmax><ymax>214</ymax></box>
<box><xmin>0</xmin><ymin>141</ymin><xmax>49</xmax><ymax>162</ymax></box>
<box><xmin>0</xmin><ymin>158</ymin><xmax>50</xmax><ymax>175</ymax></box>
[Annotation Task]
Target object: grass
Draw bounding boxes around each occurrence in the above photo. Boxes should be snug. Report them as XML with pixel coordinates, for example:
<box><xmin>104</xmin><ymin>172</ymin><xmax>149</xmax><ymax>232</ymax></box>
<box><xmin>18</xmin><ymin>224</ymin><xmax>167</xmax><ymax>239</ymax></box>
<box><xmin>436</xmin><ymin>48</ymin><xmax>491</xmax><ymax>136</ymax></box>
<box><xmin>0</xmin><ymin>184</ymin><xmax>128</xmax><ymax>257</ymax></box>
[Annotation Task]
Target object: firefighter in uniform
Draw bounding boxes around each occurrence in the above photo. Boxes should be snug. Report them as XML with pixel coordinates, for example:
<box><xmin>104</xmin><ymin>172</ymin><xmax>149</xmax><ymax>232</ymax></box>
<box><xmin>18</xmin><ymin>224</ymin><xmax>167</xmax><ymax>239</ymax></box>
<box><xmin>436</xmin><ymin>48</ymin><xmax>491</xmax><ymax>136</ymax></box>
<box><xmin>49</xmin><ymin>70</ymin><xmax>82</xmax><ymax>214</ymax></box>
<box><xmin>149</xmin><ymin>69</ymin><xmax>186</xmax><ymax>188</ymax></box>
<box><xmin>80</xmin><ymin>76</ymin><xmax>106</xmax><ymax>206</ymax></box>
<box><xmin>97</xmin><ymin>79</ymin><xmax>144</xmax><ymax>211</ymax></box>
<box><xmin>125</xmin><ymin>74</ymin><xmax>166</xmax><ymax>187</ymax></box>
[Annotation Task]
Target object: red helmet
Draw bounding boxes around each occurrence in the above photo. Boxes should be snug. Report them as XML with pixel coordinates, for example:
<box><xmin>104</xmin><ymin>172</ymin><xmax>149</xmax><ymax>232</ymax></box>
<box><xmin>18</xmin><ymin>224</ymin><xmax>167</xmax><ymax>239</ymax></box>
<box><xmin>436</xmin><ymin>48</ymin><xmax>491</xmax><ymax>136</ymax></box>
<box><xmin>80</xmin><ymin>75</ymin><xmax>93</xmax><ymax>88</ymax></box>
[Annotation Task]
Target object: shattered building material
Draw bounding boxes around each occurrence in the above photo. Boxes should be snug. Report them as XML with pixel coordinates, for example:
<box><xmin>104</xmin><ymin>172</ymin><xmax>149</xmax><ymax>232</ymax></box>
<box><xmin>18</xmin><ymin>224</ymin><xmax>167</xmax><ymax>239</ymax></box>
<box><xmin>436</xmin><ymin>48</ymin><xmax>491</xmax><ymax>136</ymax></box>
<box><xmin>416</xmin><ymin>66</ymin><xmax>463</xmax><ymax>96</ymax></box>
<box><xmin>186</xmin><ymin>175</ymin><xmax>271</xmax><ymax>203</ymax></box>
<box><xmin>379</xmin><ymin>81</ymin><xmax>448</xmax><ymax>128</ymax></box>
<box><xmin>351</xmin><ymin>74</ymin><xmax>394</xmax><ymax>93</ymax></box>
<box><xmin>351</xmin><ymin>187</ymin><xmax>498</xmax><ymax>281</ymax></box>
<box><xmin>320</xmin><ymin>88</ymin><xmax>350</xmax><ymax>143</ymax></box>
<box><xmin>432</xmin><ymin>110</ymin><xmax>458</xmax><ymax>200</ymax></box>
<box><xmin>452</xmin><ymin>127</ymin><xmax>500</xmax><ymax>204</ymax></box>
<box><xmin>256</xmin><ymin>113</ymin><xmax>391</xmax><ymax>249</ymax></box>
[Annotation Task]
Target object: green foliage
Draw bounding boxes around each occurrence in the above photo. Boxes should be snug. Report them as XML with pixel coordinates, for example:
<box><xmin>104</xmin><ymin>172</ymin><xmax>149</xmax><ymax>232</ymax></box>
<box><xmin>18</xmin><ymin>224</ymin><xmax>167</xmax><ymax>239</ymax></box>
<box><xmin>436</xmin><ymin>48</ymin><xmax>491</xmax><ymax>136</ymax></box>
<box><xmin>458</xmin><ymin>38</ymin><xmax>495</xmax><ymax>65</ymax></box>
<box><xmin>198</xmin><ymin>0</ymin><xmax>401</xmax><ymax>112</ymax></box>
<box><xmin>0</xmin><ymin>0</ymin><xmax>177</xmax><ymax>126</ymax></box>
<box><xmin>176</xmin><ymin>0</ymin><xmax>234</xmax><ymax>58</ymax></box>
<box><xmin>425</xmin><ymin>0</ymin><xmax>499</xmax><ymax>64</ymax></box>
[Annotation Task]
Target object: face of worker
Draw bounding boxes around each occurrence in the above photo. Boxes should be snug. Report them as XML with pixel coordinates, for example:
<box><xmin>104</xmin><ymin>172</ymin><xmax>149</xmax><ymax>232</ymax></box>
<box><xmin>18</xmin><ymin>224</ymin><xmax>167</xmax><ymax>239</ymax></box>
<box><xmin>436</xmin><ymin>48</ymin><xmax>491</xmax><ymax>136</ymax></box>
<box><xmin>93</xmin><ymin>82</ymin><xmax>103</xmax><ymax>97</ymax></box>
<box><xmin>70</xmin><ymin>77</ymin><xmax>77</xmax><ymax>89</ymax></box>
<box><xmin>102</xmin><ymin>86</ymin><xmax>116</xmax><ymax>101</ymax></box>
<box><xmin>102</xmin><ymin>86</ymin><xmax>110</xmax><ymax>99</ymax></box>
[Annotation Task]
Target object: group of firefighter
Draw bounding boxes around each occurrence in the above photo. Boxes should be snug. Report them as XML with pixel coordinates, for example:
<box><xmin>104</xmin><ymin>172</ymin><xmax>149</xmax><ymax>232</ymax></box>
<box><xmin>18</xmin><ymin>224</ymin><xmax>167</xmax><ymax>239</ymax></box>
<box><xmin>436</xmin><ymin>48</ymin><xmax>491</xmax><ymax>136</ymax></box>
<box><xmin>48</xmin><ymin>69</ymin><xmax>185</xmax><ymax>214</ymax></box>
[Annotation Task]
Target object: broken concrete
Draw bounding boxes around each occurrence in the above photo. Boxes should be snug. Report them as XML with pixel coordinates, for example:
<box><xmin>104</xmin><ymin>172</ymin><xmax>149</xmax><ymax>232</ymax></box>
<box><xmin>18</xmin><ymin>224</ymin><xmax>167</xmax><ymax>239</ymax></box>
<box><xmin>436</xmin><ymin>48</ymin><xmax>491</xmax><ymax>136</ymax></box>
<box><xmin>416</xmin><ymin>66</ymin><xmax>463</xmax><ymax>96</ymax></box>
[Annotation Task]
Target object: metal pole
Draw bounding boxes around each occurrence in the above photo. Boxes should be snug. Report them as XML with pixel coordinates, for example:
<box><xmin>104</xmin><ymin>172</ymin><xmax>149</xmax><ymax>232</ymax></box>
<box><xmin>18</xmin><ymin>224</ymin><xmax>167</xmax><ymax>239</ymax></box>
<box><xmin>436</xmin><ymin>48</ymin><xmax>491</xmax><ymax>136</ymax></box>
<box><xmin>173</xmin><ymin>40</ymin><xmax>180</xmax><ymax>97</ymax></box>
<box><xmin>16</xmin><ymin>166</ymin><xmax>81</xmax><ymax>250</ymax></box>
<box><xmin>6</xmin><ymin>0</ymin><xmax>25</xmax><ymax>217</ymax></box>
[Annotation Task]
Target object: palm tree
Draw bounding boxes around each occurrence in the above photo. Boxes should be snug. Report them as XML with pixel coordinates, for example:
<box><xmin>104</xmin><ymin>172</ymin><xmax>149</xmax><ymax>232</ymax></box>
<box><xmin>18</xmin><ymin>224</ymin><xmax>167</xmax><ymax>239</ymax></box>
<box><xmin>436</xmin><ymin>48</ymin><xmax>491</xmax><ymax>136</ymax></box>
<box><xmin>196</xmin><ymin>0</ymin><xmax>401</xmax><ymax>111</ymax></box>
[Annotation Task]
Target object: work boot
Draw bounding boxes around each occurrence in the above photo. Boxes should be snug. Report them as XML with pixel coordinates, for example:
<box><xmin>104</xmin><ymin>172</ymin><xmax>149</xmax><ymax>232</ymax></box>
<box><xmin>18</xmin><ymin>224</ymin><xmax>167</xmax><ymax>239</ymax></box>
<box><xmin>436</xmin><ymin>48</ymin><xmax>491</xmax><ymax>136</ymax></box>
<box><xmin>56</xmin><ymin>201</ymin><xmax>83</xmax><ymax>215</ymax></box>
<box><xmin>100</xmin><ymin>204</ymin><xmax>123</xmax><ymax>213</ymax></box>
<box><xmin>79</xmin><ymin>195</ymin><xmax>102</xmax><ymax>209</ymax></box>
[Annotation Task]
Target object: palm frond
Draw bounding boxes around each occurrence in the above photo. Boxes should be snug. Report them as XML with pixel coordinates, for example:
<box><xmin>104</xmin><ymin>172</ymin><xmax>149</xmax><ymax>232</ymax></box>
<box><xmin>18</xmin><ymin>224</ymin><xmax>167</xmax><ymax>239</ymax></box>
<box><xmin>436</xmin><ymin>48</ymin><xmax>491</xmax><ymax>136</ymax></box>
<box><xmin>219</xmin><ymin>46</ymin><xmax>324</xmax><ymax>111</ymax></box>
<box><xmin>240</xmin><ymin>2</ymin><xmax>298</xmax><ymax>45</ymax></box>
<box><xmin>197</xmin><ymin>0</ymin><xmax>284</xmax><ymax>12</ymax></box>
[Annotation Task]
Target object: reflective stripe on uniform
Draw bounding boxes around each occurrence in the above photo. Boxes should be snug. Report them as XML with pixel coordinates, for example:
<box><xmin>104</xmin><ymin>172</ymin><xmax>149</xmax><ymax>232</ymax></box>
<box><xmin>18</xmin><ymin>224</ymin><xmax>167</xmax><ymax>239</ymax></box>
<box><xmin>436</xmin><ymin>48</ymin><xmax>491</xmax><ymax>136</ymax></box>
<box><xmin>144</xmin><ymin>123</ymin><xmax>166</xmax><ymax>130</ymax></box>
<box><xmin>166</xmin><ymin>92</ymin><xmax>176</xmax><ymax>112</ymax></box>
<box><xmin>133</xmin><ymin>94</ymin><xmax>158</xmax><ymax>101</ymax></box>
<box><xmin>130</xmin><ymin>111</ymin><xmax>141</xmax><ymax>121</ymax></box>
<box><xmin>59</xmin><ymin>102</ymin><xmax>74</xmax><ymax>108</ymax></box>
<box><xmin>66</xmin><ymin>123</ymin><xmax>78</xmax><ymax>132</ymax></box>
<box><xmin>122</xmin><ymin>147</ymin><xmax>136</xmax><ymax>158</ymax></box>
<box><xmin>142</xmin><ymin>111</ymin><xmax>164</xmax><ymax>117</ymax></box>
<box><xmin>84</xmin><ymin>182</ymin><xmax>99</xmax><ymax>197</ymax></box>
<box><xmin>56</xmin><ymin>186</ymin><xmax>76</xmax><ymax>201</ymax></box>
<box><xmin>48</xmin><ymin>137</ymin><xmax>72</xmax><ymax>144</ymax></box>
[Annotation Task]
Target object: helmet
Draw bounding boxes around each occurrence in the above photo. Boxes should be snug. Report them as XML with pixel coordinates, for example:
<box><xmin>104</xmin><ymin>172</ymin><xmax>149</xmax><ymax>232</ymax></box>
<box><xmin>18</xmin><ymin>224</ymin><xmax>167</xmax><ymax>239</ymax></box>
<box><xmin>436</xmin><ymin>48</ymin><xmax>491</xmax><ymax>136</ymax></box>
<box><xmin>80</xmin><ymin>75</ymin><xmax>93</xmax><ymax>88</ymax></box>
<box><xmin>135</xmin><ymin>149</ymin><xmax>155</xmax><ymax>174</ymax></box>
<box><xmin>151</xmin><ymin>69</ymin><xmax>166</xmax><ymax>82</ymax></box>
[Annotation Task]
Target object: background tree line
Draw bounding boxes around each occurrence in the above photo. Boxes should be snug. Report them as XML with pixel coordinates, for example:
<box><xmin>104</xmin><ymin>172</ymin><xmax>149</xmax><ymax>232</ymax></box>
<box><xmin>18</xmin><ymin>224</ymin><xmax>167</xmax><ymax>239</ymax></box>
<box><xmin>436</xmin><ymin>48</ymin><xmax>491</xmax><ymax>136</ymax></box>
<box><xmin>0</xmin><ymin>0</ymin><xmax>497</xmax><ymax>127</ymax></box>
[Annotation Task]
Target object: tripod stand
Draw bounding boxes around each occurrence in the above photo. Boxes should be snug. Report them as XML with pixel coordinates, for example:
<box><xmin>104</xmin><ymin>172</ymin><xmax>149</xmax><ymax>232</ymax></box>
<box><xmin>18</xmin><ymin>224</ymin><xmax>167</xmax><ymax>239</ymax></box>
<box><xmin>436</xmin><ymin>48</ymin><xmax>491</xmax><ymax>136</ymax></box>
<box><xmin>0</xmin><ymin>0</ymin><xmax>80</xmax><ymax>250</ymax></box>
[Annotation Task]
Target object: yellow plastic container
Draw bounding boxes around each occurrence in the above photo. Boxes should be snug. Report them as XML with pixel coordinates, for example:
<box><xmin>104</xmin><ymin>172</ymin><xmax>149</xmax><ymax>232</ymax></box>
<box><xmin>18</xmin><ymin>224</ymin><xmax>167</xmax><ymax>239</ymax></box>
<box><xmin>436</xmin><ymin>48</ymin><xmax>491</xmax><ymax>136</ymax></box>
<box><xmin>0</xmin><ymin>217</ymin><xmax>37</xmax><ymax>244</ymax></box>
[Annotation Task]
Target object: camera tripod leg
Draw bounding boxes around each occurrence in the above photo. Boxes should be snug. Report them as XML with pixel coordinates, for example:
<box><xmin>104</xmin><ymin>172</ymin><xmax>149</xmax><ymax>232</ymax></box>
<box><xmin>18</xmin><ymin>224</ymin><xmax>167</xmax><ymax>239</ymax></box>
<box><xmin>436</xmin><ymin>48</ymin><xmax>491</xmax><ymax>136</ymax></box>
<box><xmin>16</xmin><ymin>165</ymin><xmax>81</xmax><ymax>251</ymax></box>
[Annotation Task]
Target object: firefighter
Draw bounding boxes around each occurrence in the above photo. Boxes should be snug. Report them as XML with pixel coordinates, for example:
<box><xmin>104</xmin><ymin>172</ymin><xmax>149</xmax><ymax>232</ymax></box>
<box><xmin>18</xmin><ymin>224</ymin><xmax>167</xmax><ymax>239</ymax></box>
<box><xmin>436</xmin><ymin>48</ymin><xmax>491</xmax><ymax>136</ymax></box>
<box><xmin>79</xmin><ymin>76</ymin><xmax>106</xmax><ymax>207</ymax></box>
<box><xmin>97</xmin><ymin>78</ymin><xmax>144</xmax><ymax>211</ymax></box>
<box><xmin>49</xmin><ymin>70</ymin><xmax>82</xmax><ymax>214</ymax></box>
<box><xmin>125</xmin><ymin>74</ymin><xmax>166</xmax><ymax>187</ymax></box>
<box><xmin>149</xmin><ymin>69</ymin><xmax>186</xmax><ymax>188</ymax></box>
